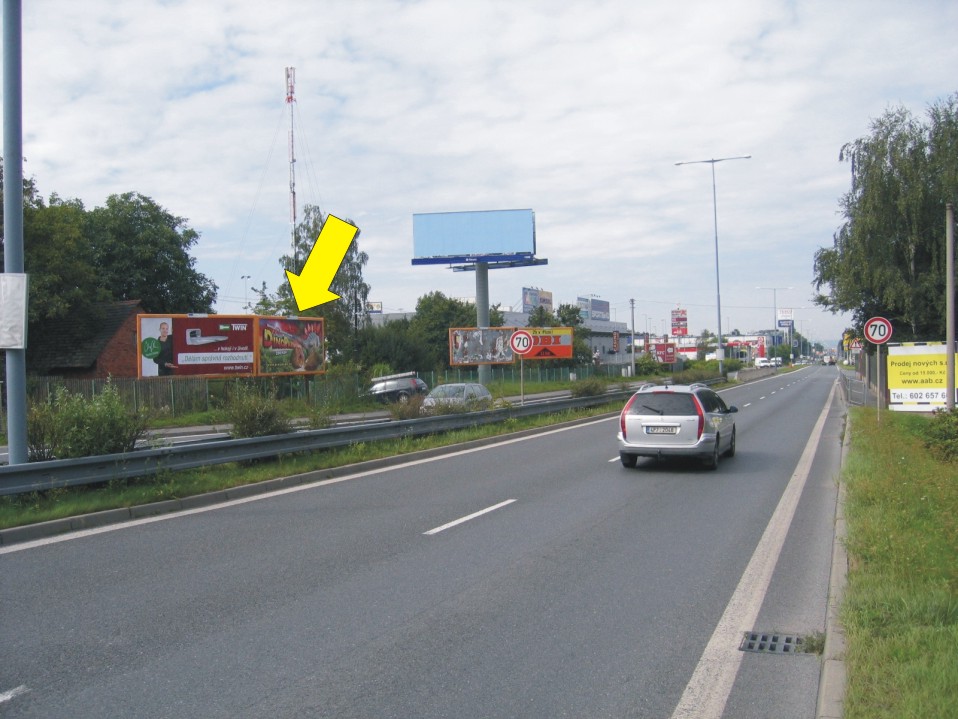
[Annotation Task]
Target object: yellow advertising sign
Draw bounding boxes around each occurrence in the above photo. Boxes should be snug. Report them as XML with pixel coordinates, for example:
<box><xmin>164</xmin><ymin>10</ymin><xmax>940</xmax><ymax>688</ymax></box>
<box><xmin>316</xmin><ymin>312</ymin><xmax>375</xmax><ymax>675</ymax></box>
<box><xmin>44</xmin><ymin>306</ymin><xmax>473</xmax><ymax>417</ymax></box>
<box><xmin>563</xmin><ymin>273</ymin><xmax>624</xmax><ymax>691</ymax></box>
<box><xmin>887</xmin><ymin>343</ymin><xmax>955</xmax><ymax>411</ymax></box>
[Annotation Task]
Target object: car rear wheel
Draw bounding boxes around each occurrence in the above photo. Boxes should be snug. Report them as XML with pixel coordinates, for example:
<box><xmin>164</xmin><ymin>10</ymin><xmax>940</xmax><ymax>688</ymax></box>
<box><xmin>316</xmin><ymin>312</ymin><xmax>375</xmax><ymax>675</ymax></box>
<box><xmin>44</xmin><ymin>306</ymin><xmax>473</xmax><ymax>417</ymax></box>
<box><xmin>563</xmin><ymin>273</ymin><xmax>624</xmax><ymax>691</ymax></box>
<box><xmin>703</xmin><ymin>440</ymin><xmax>720</xmax><ymax>470</ymax></box>
<box><xmin>397</xmin><ymin>391</ymin><xmax>410</xmax><ymax>403</ymax></box>
<box><xmin>620</xmin><ymin>452</ymin><xmax>638</xmax><ymax>468</ymax></box>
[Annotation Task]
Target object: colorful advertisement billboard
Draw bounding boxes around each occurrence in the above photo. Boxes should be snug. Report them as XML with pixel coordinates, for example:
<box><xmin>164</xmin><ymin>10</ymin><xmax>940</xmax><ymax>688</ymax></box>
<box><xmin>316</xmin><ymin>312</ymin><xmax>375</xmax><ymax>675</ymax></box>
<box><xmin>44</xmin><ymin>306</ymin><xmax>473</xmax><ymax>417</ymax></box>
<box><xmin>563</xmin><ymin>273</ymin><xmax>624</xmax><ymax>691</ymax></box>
<box><xmin>138</xmin><ymin>315</ymin><xmax>255</xmax><ymax>378</ymax></box>
<box><xmin>522</xmin><ymin>288</ymin><xmax>554</xmax><ymax>313</ymax></box>
<box><xmin>522</xmin><ymin>327</ymin><xmax>573</xmax><ymax>359</ymax></box>
<box><xmin>258</xmin><ymin>316</ymin><xmax>326</xmax><ymax>376</ymax></box>
<box><xmin>138</xmin><ymin>315</ymin><xmax>325</xmax><ymax>378</ymax></box>
<box><xmin>671</xmin><ymin>308</ymin><xmax>688</xmax><ymax>336</ymax></box>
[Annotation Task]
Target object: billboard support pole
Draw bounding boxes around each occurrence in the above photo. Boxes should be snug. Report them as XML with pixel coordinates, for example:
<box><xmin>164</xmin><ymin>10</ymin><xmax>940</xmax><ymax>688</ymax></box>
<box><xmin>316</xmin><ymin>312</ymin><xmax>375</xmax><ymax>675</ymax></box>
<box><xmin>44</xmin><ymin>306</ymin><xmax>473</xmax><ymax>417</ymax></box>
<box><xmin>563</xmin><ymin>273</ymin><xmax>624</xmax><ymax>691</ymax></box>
<box><xmin>476</xmin><ymin>262</ymin><xmax>491</xmax><ymax>386</ymax></box>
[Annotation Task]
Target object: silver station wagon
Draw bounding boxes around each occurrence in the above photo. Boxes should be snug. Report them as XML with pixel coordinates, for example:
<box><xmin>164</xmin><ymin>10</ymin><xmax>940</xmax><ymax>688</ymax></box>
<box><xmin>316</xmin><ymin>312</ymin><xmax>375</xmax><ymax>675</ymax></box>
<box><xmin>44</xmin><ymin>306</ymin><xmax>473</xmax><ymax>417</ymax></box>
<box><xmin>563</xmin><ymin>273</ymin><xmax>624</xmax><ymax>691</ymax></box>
<box><xmin>617</xmin><ymin>383</ymin><xmax>738</xmax><ymax>470</ymax></box>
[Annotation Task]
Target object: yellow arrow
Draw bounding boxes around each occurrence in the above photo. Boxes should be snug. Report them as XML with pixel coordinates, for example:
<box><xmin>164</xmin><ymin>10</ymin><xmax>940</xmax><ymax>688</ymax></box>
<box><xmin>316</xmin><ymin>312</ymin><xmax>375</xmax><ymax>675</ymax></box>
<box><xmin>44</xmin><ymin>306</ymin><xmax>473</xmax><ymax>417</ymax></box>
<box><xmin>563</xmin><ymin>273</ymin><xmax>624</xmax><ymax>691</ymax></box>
<box><xmin>285</xmin><ymin>214</ymin><xmax>359</xmax><ymax>312</ymax></box>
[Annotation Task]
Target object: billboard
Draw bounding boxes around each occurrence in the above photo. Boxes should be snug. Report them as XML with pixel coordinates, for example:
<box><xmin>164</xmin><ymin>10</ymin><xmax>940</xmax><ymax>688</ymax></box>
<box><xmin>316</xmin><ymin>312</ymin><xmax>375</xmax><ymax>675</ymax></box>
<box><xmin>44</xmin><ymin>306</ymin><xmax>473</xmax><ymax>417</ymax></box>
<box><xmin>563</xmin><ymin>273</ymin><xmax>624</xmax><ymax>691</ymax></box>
<box><xmin>138</xmin><ymin>315</ymin><xmax>325</xmax><ymax>378</ymax></box>
<box><xmin>888</xmin><ymin>342</ymin><xmax>956</xmax><ymax>412</ymax></box>
<box><xmin>577</xmin><ymin>297</ymin><xmax>610</xmax><ymax>321</ymax></box>
<box><xmin>521</xmin><ymin>327</ymin><xmax>573</xmax><ymax>359</ymax></box>
<box><xmin>258</xmin><ymin>317</ymin><xmax>326</xmax><ymax>376</ymax></box>
<box><xmin>450</xmin><ymin>327</ymin><xmax>516</xmax><ymax>365</ymax></box>
<box><xmin>522</xmin><ymin>288</ymin><xmax>553</xmax><ymax>313</ymax></box>
<box><xmin>671</xmin><ymin>308</ymin><xmax>688</xmax><ymax>336</ymax></box>
<box><xmin>412</xmin><ymin>209</ymin><xmax>536</xmax><ymax>265</ymax></box>
<box><xmin>651</xmin><ymin>343</ymin><xmax>677</xmax><ymax>364</ymax></box>
<box><xmin>138</xmin><ymin>315</ymin><xmax>255</xmax><ymax>377</ymax></box>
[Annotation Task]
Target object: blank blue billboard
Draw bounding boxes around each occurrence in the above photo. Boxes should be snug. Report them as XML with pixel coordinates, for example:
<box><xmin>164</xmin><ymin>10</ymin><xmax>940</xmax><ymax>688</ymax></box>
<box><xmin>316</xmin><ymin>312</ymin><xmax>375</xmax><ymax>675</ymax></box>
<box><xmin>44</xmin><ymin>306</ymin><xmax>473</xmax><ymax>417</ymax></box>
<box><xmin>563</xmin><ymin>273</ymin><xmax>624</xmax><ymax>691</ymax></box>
<box><xmin>412</xmin><ymin>209</ymin><xmax>536</xmax><ymax>265</ymax></box>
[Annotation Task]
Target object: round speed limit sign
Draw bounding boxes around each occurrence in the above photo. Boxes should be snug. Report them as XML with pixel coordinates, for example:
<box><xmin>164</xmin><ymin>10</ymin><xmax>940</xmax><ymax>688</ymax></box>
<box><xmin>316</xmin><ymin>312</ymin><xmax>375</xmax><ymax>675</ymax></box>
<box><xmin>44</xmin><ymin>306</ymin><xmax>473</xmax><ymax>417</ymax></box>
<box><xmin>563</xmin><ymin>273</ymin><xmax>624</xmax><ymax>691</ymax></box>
<box><xmin>864</xmin><ymin>316</ymin><xmax>893</xmax><ymax>344</ymax></box>
<box><xmin>510</xmin><ymin>330</ymin><xmax>533</xmax><ymax>355</ymax></box>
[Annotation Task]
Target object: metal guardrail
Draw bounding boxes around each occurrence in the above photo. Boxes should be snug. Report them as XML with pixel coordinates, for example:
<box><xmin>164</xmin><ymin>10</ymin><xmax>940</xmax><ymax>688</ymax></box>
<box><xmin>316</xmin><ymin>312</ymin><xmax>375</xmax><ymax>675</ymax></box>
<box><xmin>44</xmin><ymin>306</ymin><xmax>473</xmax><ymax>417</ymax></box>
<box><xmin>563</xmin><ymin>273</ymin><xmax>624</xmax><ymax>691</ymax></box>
<box><xmin>0</xmin><ymin>390</ymin><xmax>633</xmax><ymax>497</ymax></box>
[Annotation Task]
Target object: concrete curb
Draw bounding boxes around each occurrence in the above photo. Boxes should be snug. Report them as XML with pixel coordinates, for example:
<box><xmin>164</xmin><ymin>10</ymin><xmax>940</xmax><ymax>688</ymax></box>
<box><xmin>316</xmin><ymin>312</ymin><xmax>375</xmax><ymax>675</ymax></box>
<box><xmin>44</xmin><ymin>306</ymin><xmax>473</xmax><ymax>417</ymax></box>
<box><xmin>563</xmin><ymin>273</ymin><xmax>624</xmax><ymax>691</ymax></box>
<box><xmin>816</xmin><ymin>396</ymin><xmax>851</xmax><ymax>719</ymax></box>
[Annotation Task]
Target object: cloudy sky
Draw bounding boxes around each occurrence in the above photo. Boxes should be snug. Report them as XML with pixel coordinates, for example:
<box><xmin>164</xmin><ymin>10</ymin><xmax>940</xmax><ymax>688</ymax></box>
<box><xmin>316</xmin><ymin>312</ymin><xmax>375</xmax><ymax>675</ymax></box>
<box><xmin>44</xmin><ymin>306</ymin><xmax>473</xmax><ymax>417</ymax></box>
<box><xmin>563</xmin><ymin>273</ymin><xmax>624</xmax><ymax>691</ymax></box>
<box><xmin>10</xmin><ymin>0</ymin><xmax>958</xmax><ymax>345</ymax></box>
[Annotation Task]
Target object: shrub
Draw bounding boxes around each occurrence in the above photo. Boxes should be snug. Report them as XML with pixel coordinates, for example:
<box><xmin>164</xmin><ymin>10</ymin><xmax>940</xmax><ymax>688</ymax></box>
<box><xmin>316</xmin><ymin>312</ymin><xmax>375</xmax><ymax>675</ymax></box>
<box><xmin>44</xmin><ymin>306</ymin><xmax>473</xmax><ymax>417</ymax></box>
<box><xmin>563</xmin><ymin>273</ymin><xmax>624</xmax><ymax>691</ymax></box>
<box><xmin>27</xmin><ymin>383</ymin><xmax>150</xmax><ymax>460</ymax></box>
<box><xmin>223</xmin><ymin>384</ymin><xmax>292</xmax><ymax>438</ymax></box>
<box><xmin>922</xmin><ymin>408</ymin><xmax>958</xmax><ymax>462</ymax></box>
<box><xmin>570</xmin><ymin>378</ymin><xmax>607</xmax><ymax>397</ymax></box>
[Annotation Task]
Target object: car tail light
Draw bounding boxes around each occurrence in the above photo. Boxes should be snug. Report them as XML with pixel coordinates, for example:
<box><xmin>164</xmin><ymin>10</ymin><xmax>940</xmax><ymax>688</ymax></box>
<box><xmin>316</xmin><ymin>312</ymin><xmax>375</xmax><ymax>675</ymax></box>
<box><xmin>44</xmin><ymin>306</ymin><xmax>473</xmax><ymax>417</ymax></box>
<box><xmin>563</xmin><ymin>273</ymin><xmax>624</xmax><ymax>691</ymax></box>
<box><xmin>620</xmin><ymin>395</ymin><xmax>637</xmax><ymax>439</ymax></box>
<box><xmin>693</xmin><ymin>396</ymin><xmax>705</xmax><ymax>439</ymax></box>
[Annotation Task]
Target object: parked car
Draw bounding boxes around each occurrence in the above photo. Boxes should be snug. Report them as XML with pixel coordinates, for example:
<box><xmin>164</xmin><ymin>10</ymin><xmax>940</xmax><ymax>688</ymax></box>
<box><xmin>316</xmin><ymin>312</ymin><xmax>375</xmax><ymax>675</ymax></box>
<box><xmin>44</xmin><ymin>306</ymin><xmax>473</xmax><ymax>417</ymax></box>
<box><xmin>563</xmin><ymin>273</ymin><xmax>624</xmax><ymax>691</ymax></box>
<box><xmin>365</xmin><ymin>372</ymin><xmax>429</xmax><ymax>403</ymax></box>
<box><xmin>421</xmin><ymin>382</ymin><xmax>493</xmax><ymax>413</ymax></box>
<box><xmin>617</xmin><ymin>383</ymin><xmax>738</xmax><ymax>470</ymax></box>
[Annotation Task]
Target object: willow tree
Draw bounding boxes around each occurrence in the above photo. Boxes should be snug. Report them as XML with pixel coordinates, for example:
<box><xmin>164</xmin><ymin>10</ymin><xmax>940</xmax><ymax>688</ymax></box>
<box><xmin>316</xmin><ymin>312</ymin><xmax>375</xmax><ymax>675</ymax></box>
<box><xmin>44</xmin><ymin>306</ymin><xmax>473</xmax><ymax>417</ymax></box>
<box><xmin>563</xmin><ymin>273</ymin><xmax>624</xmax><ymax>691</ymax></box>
<box><xmin>814</xmin><ymin>93</ymin><xmax>958</xmax><ymax>341</ymax></box>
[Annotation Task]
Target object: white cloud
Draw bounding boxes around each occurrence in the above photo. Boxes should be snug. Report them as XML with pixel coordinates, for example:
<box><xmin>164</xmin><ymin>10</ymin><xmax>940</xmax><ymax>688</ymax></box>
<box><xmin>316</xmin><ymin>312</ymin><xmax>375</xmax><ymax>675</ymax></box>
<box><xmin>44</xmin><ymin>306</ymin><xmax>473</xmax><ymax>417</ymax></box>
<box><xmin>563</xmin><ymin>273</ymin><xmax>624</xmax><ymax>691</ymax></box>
<box><xmin>10</xmin><ymin>0</ymin><xmax>958</xmax><ymax>342</ymax></box>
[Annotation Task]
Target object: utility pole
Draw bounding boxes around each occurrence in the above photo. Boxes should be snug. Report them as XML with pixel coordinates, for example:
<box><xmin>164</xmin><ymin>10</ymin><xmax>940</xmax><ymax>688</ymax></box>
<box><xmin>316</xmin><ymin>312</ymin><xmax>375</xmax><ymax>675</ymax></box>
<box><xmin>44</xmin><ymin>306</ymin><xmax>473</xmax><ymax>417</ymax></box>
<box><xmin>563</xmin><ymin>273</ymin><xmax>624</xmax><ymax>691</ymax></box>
<box><xmin>2</xmin><ymin>0</ymin><xmax>28</xmax><ymax>465</ymax></box>
<box><xmin>947</xmin><ymin>203</ymin><xmax>955</xmax><ymax>410</ymax></box>
<box><xmin>630</xmin><ymin>298</ymin><xmax>636</xmax><ymax>377</ymax></box>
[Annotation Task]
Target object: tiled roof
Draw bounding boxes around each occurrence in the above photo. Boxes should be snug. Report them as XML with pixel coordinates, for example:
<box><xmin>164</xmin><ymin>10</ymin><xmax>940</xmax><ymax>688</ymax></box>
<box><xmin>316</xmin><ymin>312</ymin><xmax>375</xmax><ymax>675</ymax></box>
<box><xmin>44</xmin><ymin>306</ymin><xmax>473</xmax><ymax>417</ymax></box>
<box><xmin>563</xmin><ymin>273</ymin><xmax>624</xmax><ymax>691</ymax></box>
<box><xmin>28</xmin><ymin>300</ymin><xmax>141</xmax><ymax>375</ymax></box>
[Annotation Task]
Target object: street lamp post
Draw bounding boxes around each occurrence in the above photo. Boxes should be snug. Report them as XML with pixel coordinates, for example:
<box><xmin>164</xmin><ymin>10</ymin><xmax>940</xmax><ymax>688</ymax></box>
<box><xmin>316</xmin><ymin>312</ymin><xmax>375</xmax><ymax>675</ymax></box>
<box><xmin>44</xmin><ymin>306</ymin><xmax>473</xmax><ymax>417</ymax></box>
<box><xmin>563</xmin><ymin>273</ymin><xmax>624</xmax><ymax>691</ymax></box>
<box><xmin>676</xmin><ymin>155</ymin><xmax>751</xmax><ymax>374</ymax></box>
<box><xmin>756</xmin><ymin>285</ymin><xmax>792</xmax><ymax>359</ymax></box>
<box><xmin>241</xmin><ymin>275</ymin><xmax>251</xmax><ymax>311</ymax></box>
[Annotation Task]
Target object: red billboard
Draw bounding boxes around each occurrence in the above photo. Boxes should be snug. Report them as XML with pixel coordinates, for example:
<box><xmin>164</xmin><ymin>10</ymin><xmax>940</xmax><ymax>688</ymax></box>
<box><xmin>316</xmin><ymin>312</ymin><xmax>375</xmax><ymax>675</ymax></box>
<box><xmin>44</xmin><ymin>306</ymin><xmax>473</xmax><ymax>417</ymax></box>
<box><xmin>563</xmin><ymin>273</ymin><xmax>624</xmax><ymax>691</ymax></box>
<box><xmin>138</xmin><ymin>315</ymin><xmax>255</xmax><ymax>377</ymax></box>
<box><xmin>138</xmin><ymin>314</ymin><xmax>326</xmax><ymax>378</ymax></box>
<box><xmin>651</xmin><ymin>343</ymin><xmax>677</xmax><ymax>363</ymax></box>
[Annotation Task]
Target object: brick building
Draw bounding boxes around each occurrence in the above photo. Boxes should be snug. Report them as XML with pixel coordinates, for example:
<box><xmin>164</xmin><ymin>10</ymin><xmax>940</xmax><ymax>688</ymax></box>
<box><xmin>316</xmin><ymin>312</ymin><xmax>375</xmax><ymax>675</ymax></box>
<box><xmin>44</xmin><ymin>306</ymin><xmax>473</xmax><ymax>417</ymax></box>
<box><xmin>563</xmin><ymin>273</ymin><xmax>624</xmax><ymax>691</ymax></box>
<box><xmin>28</xmin><ymin>300</ymin><xmax>143</xmax><ymax>379</ymax></box>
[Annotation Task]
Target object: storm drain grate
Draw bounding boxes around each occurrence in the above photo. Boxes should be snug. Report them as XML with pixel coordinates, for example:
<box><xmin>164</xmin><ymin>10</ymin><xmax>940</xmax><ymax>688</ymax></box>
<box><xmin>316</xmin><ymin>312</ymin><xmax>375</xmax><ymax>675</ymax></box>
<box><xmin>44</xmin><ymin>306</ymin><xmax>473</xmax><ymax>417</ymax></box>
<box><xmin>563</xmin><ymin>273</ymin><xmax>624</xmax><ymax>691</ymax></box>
<box><xmin>739</xmin><ymin>631</ymin><xmax>806</xmax><ymax>654</ymax></box>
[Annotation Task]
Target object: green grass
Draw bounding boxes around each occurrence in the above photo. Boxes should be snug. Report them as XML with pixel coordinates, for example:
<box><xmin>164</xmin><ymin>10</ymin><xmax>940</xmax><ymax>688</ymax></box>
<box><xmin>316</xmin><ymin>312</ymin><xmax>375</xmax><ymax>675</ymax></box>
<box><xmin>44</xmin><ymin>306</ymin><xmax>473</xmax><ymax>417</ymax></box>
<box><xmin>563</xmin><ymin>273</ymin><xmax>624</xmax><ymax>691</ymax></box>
<box><xmin>841</xmin><ymin>407</ymin><xmax>958</xmax><ymax>719</ymax></box>
<box><xmin>0</xmin><ymin>402</ymin><xmax>622</xmax><ymax>530</ymax></box>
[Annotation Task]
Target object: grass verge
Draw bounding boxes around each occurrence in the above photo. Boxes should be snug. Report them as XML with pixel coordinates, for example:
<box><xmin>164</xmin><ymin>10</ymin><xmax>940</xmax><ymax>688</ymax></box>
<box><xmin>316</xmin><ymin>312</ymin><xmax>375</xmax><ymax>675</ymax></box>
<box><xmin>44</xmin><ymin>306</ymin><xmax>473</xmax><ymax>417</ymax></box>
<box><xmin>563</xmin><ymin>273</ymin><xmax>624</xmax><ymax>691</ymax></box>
<box><xmin>0</xmin><ymin>402</ymin><xmax>621</xmax><ymax>531</ymax></box>
<box><xmin>841</xmin><ymin>407</ymin><xmax>958</xmax><ymax>719</ymax></box>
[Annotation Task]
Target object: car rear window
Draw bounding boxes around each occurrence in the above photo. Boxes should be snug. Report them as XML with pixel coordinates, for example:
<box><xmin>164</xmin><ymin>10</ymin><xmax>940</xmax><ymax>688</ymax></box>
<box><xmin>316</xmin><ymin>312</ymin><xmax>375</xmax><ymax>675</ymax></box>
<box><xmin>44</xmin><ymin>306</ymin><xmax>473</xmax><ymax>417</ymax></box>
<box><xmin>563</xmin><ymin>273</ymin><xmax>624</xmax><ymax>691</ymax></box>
<box><xmin>627</xmin><ymin>393</ymin><xmax>697</xmax><ymax>416</ymax></box>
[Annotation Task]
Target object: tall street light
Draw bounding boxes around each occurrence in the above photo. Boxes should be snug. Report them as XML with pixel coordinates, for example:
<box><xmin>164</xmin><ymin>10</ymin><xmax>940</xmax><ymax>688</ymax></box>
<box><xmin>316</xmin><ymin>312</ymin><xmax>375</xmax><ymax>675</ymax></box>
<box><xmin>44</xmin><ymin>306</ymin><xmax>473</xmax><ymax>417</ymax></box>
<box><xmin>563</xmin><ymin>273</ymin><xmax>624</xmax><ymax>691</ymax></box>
<box><xmin>241</xmin><ymin>275</ymin><xmax>251</xmax><ymax>311</ymax></box>
<box><xmin>756</xmin><ymin>285</ymin><xmax>792</xmax><ymax>357</ymax></box>
<box><xmin>676</xmin><ymin>155</ymin><xmax>751</xmax><ymax>374</ymax></box>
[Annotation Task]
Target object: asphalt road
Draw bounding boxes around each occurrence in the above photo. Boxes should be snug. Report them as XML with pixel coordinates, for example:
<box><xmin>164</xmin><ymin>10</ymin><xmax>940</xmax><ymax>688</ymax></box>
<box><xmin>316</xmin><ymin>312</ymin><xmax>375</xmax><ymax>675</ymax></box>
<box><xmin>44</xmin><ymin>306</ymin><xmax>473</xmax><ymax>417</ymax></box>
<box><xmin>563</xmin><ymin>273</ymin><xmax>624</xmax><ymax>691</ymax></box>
<box><xmin>0</xmin><ymin>366</ymin><xmax>844</xmax><ymax>718</ymax></box>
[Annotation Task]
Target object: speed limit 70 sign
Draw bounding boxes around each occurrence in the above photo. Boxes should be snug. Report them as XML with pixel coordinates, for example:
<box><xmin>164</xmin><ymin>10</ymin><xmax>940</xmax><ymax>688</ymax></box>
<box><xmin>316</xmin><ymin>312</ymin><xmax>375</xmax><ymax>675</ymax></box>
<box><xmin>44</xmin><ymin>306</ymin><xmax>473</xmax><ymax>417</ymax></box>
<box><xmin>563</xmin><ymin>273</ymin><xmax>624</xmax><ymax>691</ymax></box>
<box><xmin>864</xmin><ymin>316</ymin><xmax>893</xmax><ymax>344</ymax></box>
<box><xmin>510</xmin><ymin>330</ymin><xmax>533</xmax><ymax>355</ymax></box>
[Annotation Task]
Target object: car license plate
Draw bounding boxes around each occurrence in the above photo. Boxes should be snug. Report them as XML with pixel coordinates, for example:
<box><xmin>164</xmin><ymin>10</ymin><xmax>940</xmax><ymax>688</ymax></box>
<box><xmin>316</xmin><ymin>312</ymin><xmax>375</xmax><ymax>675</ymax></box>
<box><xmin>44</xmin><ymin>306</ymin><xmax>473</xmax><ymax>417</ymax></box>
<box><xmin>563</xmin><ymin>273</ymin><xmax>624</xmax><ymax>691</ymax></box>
<box><xmin>646</xmin><ymin>426</ymin><xmax>677</xmax><ymax>435</ymax></box>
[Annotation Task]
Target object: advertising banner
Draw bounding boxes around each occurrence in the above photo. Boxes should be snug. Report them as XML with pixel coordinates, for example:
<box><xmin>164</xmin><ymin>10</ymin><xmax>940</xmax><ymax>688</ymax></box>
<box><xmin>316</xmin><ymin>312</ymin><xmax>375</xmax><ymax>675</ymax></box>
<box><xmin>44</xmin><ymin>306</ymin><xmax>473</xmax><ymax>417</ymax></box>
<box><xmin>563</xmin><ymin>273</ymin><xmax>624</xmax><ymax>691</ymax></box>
<box><xmin>651</xmin><ymin>343</ymin><xmax>677</xmax><ymax>364</ymax></box>
<box><xmin>590</xmin><ymin>299</ymin><xmax>610</xmax><ymax>322</ymax></box>
<box><xmin>670</xmin><ymin>308</ymin><xmax>688</xmax><ymax>336</ymax></box>
<box><xmin>138</xmin><ymin>315</ymin><xmax>256</xmax><ymax>378</ymax></box>
<box><xmin>450</xmin><ymin>327</ymin><xmax>516</xmax><ymax>365</ymax></box>
<box><xmin>522</xmin><ymin>288</ymin><xmax>540</xmax><ymax>313</ymax></box>
<box><xmin>888</xmin><ymin>342</ymin><xmax>956</xmax><ymax>412</ymax></box>
<box><xmin>258</xmin><ymin>317</ymin><xmax>326</xmax><ymax>376</ymax></box>
<box><xmin>522</xmin><ymin>327</ymin><xmax>574</xmax><ymax>359</ymax></box>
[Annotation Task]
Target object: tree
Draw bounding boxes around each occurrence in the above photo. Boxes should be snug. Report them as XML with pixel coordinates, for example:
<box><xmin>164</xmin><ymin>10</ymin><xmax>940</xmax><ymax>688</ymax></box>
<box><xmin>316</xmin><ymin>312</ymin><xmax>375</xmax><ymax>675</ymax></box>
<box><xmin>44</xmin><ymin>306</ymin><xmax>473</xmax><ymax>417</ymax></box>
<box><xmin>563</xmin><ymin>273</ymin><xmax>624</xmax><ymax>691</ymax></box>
<box><xmin>814</xmin><ymin>94</ymin><xmax>958</xmax><ymax>342</ymax></box>
<box><xmin>269</xmin><ymin>205</ymin><xmax>369</xmax><ymax>361</ymax></box>
<box><xmin>86</xmin><ymin>192</ymin><xmax>217</xmax><ymax>314</ymax></box>
<box><xmin>356</xmin><ymin>318</ymin><xmax>432</xmax><ymax>375</ymax></box>
<box><xmin>408</xmin><ymin>292</ymin><xmax>478</xmax><ymax>370</ymax></box>
<box><xmin>526</xmin><ymin>305</ymin><xmax>556</xmax><ymax>327</ymax></box>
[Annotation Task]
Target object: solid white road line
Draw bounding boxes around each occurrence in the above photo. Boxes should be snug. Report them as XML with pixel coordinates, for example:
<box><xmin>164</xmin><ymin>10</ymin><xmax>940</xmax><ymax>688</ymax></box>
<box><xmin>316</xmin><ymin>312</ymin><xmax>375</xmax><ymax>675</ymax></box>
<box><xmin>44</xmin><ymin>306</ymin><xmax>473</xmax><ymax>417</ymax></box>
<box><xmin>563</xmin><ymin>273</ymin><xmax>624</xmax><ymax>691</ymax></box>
<box><xmin>423</xmin><ymin>499</ymin><xmax>517</xmax><ymax>536</ymax></box>
<box><xmin>669</xmin><ymin>381</ymin><xmax>837</xmax><ymax>719</ymax></box>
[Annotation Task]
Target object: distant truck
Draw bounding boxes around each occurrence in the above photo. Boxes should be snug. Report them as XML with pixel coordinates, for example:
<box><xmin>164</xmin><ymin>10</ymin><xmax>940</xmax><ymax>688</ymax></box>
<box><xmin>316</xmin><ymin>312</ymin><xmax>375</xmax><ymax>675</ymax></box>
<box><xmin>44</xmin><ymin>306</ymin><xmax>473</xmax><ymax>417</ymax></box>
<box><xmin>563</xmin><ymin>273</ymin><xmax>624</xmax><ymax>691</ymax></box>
<box><xmin>755</xmin><ymin>357</ymin><xmax>772</xmax><ymax>368</ymax></box>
